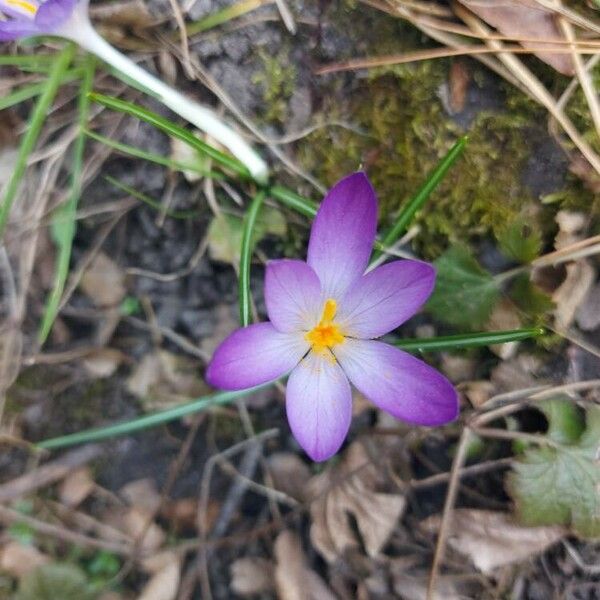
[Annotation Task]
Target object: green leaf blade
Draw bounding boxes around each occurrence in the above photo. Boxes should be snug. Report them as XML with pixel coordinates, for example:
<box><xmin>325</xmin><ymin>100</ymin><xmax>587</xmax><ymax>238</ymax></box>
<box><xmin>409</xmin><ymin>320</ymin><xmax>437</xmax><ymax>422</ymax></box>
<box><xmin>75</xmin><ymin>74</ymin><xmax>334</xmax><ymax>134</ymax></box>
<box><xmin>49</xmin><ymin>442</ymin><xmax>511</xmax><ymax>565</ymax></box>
<box><xmin>426</xmin><ymin>244</ymin><xmax>500</xmax><ymax>328</ymax></box>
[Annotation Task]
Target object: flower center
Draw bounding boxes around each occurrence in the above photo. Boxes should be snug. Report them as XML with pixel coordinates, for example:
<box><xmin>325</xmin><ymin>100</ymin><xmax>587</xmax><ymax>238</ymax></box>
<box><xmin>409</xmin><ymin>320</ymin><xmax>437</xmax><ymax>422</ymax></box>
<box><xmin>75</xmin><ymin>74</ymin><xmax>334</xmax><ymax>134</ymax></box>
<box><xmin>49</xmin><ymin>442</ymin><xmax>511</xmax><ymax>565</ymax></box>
<box><xmin>5</xmin><ymin>0</ymin><xmax>38</xmax><ymax>15</ymax></box>
<box><xmin>305</xmin><ymin>298</ymin><xmax>345</xmax><ymax>354</ymax></box>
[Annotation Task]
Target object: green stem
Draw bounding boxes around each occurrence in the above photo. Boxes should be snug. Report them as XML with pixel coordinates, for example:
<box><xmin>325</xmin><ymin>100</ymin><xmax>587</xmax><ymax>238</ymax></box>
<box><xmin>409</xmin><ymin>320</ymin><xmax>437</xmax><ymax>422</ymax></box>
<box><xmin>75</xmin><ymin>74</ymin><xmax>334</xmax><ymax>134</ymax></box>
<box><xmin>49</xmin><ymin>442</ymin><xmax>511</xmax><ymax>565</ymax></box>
<box><xmin>372</xmin><ymin>135</ymin><xmax>468</xmax><ymax>263</ymax></box>
<box><xmin>239</xmin><ymin>190</ymin><xmax>266</xmax><ymax>326</ymax></box>
<box><xmin>395</xmin><ymin>327</ymin><xmax>545</xmax><ymax>353</ymax></box>
<box><xmin>39</xmin><ymin>57</ymin><xmax>95</xmax><ymax>344</ymax></box>
<box><xmin>37</xmin><ymin>385</ymin><xmax>270</xmax><ymax>450</ymax></box>
<box><xmin>0</xmin><ymin>43</ymin><xmax>76</xmax><ymax>239</ymax></box>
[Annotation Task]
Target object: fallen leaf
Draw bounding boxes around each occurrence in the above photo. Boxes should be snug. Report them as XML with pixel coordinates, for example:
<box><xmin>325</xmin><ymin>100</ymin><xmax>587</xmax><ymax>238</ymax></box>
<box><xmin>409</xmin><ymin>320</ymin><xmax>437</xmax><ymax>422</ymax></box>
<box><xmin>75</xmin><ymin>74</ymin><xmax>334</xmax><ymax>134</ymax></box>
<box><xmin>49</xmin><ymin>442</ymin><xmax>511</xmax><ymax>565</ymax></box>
<box><xmin>274</xmin><ymin>531</ymin><xmax>336</xmax><ymax>600</ymax></box>
<box><xmin>120</xmin><ymin>508</ymin><xmax>165</xmax><ymax>553</ymax></box>
<box><xmin>552</xmin><ymin>260</ymin><xmax>595</xmax><ymax>330</ymax></box>
<box><xmin>554</xmin><ymin>210</ymin><xmax>586</xmax><ymax>250</ymax></box>
<box><xmin>486</xmin><ymin>298</ymin><xmax>522</xmax><ymax>359</ymax></box>
<box><xmin>230</xmin><ymin>557</ymin><xmax>274</xmax><ymax>596</ymax></box>
<box><xmin>160</xmin><ymin>498</ymin><xmax>198</xmax><ymax>533</ymax></box>
<box><xmin>0</xmin><ymin>542</ymin><xmax>50</xmax><ymax>578</ymax></box>
<box><xmin>138</xmin><ymin>552</ymin><xmax>180</xmax><ymax>600</ymax></box>
<box><xmin>89</xmin><ymin>0</ymin><xmax>153</xmax><ymax>28</ymax></box>
<box><xmin>171</xmin><ymin>136</ymin><xmax>207</xmax><ymax>183</ymax></box>
<box><xmin>423</xmin><ymin>510</ymin><xmax>565</xmax><ymax>574</ymax></box>
<box><xmin>490</xmin><ymin>353</ymin><xmax>544</xmax><ymax>393</ymax></box>
<box><xmin>120</xmin><ymin>478</ymin><xmax>161</xmax><ymax>513</ymax></box>
<box><xmin>127</xmin><ymin>351</ymin><xmax>209</xmax><ymax>411</ymax></box>
<box><xmin>393</xmin><ymin>573</ymin><xmax>460</xmax><ymax>600</ymax></box>
<box><xmin>80</xmin><ymin>253</ymin><xmax>126</xmax><ymax>308</ymax></box>
<box><xmin>59</xmin><ymin>467</ymin><xmax>95</xmax><ymax>507</ymax></box>
<box><xmin>458</xmin><ymin>0</ymin><xmax>574</xmax><ymax>75</ymax></box>
<box><xmin>463</xmin><ymin>380</ymin><xmax>495</xmax><ymax>408</ymax></box>
<box><xmin>267</xmin><ymin>452</ymin><xmax>312</xmax><ymax>502</ymax></box>
<box><xmin>82</xmin><ymin>348</ymin><xmax>125</xmax><ymax>379</ymax></box>
<box><xmin>576</xmin><ymin>282</ymin><xmax>600</xmax><ymax>331</ymax></box>
<box><xmin>308</xmin><ymin>443</ymin><xmax>406</xmax><ymax>562</ymax></box>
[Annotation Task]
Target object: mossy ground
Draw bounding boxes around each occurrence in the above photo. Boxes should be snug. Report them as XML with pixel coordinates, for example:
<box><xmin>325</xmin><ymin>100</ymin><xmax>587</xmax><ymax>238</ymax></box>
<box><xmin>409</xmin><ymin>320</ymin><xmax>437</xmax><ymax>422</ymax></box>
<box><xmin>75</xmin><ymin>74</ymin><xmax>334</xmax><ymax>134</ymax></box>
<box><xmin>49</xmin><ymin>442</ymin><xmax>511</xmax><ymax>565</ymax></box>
<box><xmin>295</xmin><ymin>9</ymin><xmax>599</xmax><ymax>257</ymax></box>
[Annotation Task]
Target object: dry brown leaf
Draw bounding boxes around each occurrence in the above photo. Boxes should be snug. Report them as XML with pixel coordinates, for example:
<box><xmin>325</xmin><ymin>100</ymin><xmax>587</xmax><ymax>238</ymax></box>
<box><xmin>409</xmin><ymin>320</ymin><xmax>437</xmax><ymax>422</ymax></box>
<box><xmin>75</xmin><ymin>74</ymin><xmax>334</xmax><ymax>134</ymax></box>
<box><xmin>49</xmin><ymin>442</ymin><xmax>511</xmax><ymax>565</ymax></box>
<box><xmin>120</xmin><ymin>478</ymin><xmax>161</xmax><ymax>513</ymax></box>
<box><xmin>274</xmin><ymin>531</ymin><xmax>336</xmax><ymax>600</ymax></box>
<box><xmin>486</xmin><ymin>298</ymin><xmax>522</xmax><ymax>359</ymax></box>
<box><xmin>422</xmin><ymin>509</ymin><xmax>565</xmax><ymax>574</ymax></box>
<box><xmin>127</xmin><ymin>351</ymin><xmax>209</xmax><ymax>411</ymax></box>
<box><xmin>171</xmin><ymin>136</ymin><xmax>205</xmax><ymax>183</ymax></box>
<box><xmin>230</xmin><ymin>557</ymin><xmax>274</xmax><ymax>596</ymax></box>
<box><xmin>89</xmin><ymin>0</ymin><xmax>153</xmax><ymax>27</ymax></box>
<box><xmin>577</xmin><ymin>282</ymin><xmax>600</xmax><ymax>331</ymax></box>
<box><xmin>458</xmin><ymin>0</ymin><xmax>574</xmax><ymax>75</ymax></box>
<box><xmin>59</xmin><ymin>466</ymin><xmax>95</xmax><ymax>507</ymax></box>
<box><xmin>160</xmin><ymin>498</ymin><xmax>198</xmax><ymax>533</ymax></box>
<box><xmin>552</xmin><ymin>260</ymin><xmax>595</xmax><ymax>330</ymax></box>
<box><xmin>554</xmin><ymin>210</ymin><xmax>586</xmax><ymax>250</ymax></box>
<box><xmin>80</xmin><ymin>253</ymin><xmax>126</xmax><ymax>307</ymax></box>
<box><xmin>0</xmin><ymin>542</ymin><xmax>50</xmax><ymax>578</ymax></box>
<box><xmin>440</xmin><ymin>354</ymin><xmax>476</xmax><ymax>382</ymax></box>
<box><xmin>393</xmin><ymin>573</ymin><xmax>460</xmax><ymax>600</ymax></box>
<box><xmin>82</xmin><ymin>348</ymin><xmax>125</xmax><ymax>379</ymax></box>
<box><xmin>308</xmin><ymin>443</ymin><xmax>406</xmax><ymax>562</ymax></box>
<box><xmin>138</xmin><ymin>551</ymin><xmax>181</xmax><ymax>600</ymax></box>
<box><xmin>267</xmin><ymin>452</ymin><xmax>312</xmax><ymax>502</ymax></box>
<box><xmin>463</xmin><ymin>380</ymin><xmax>495</xmax><ymax>408</ymax></box>
<box><xmin>490</xmin><ymin>353</ymin><xmax>544</xmax><ymax>392</ymax></box>
<box><xmin>120</xmin><ymin>507</ymin><xmax>165</xmax><ymax>553</ymax></box>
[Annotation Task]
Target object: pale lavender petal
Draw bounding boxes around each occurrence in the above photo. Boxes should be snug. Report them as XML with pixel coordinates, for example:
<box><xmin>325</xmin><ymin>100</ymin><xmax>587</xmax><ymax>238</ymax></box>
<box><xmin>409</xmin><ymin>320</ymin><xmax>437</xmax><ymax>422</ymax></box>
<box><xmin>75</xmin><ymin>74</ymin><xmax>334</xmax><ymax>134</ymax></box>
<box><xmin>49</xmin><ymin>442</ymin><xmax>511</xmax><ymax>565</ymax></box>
<box><xmin>0</xmin><ymin>18</ymin><xmax>39</xmax><ymax>39</ymax></box>
<box><xmin>206</xmin><ymin>322</ymin><xmax>308</xmax><ymax>390</ymax></box>
<box><xmin>335</xmin><ymin>339</ymin><xmax>458</xmax><ymax>426</ymax></box>
<box><xmin>286</xmin><ymin>351</ymin><xmax>352</xmax><ymax>461</ymax></box>
<box><xmin>0</xmin><ymin>1</ymin><xmax>38</xmax><ymax>19</ymax></box>
<box><xmin>35</xmin><ymin>0</ymin><xmax>76</xmax><ymax>29</ymax></box>
<box><xmin>307</xmin><ymin>172</ymin><xmax>377</xmax><ymax>298</ymax></box>
<box><xmin>337</xmin><ymin>260</ymin><xmax>435</xmax><ymax>338</ymax></box>
<box><xmin>265</xmin><ymin>259</ymin><xmax>322</xmax><ymax>333</ymax></box>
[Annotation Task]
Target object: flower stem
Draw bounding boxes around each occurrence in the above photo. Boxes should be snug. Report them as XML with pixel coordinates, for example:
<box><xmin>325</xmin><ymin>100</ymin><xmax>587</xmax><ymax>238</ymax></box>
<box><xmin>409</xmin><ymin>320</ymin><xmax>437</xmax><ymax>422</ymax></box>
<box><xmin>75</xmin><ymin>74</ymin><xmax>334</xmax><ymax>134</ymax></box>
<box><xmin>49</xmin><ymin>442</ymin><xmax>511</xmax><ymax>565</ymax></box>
<box><xmin>65</xmin><ymin>15</ymin><xmax>268</xmax><ymax>182</ymax></box>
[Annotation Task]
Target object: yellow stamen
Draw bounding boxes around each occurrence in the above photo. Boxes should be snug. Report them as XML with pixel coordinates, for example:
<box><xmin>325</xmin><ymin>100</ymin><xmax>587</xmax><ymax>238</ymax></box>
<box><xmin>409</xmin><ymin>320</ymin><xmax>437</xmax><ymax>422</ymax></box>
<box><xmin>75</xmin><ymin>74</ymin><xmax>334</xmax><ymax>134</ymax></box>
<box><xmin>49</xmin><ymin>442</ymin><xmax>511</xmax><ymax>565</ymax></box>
<box><xmin>6</xmin><ymin>0</ymin><xmax>38</xmax><ymax>14</ymax></box>
<box><xmin>305</xmin><ymin>298</ymin><xmax>345</xmax><ymax>355</ymax></box>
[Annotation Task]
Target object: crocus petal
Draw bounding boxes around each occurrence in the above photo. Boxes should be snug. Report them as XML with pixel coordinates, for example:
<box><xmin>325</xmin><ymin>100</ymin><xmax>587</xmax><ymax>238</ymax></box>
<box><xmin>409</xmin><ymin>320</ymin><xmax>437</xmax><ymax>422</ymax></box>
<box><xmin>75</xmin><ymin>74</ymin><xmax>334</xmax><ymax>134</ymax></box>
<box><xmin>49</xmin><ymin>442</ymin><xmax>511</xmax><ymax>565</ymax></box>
<box><xmin>336</xmin><ymin>260</ymin><xmax>435</xmax><ymax>338</ymax></box>
<box><xmin>35</xmin><ymin>0</ymin><xmax>76</xmax><ymax>29</ymax></box>
<box><xmin>334</xmin><ymin>339</ymin><xmax>458</xmax><ymax>426</ymax></box>
<box><xmin>206</xmin><ymin>322</ymin><xmax>308</xmax><ymax>390</ymax></box>
<box><xmin>0</xmin><ymin>0</ymin><xmax>38</xmax><ymax>19</ymax></box>
<box><xmin>0</xmin><ymin>18</ymin><xmax>39</xmax><ymax>39</ymax></box>
<box><xmin>286</xmin><ymin>351</ymin><xmax>352</xmax><ymax>461</ymax></box>
<box><xmin>265</xmin><ymin>259</ymin><xmax>322</xmax><ymax>333</ymax></box>
<box><xmin>307</xmin><ymin>172</ymin><xmax>377</xmax><ymax>298</ymax></box>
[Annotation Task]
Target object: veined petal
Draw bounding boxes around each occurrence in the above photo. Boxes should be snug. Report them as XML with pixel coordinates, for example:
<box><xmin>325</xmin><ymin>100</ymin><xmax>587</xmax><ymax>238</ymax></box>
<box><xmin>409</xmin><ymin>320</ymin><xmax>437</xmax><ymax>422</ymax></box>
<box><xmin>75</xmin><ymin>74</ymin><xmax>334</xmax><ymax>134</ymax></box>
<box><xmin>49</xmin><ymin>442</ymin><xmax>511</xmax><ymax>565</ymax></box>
<box><xmin>0</xmin><ymin>17</ymin><xmax>39</xmax><ymax>39</ymax></box>
<box><xmin>206</xmin><ymin>322</ymin><xmax>308</xmax><ymax>390</ymax></box>
<box><xmin>35</xmin><ymin>0</ymin><xmax>76</xmax><ymax>29</ymax></box>
<box><xmin>337</xmin><ymin>260</ymin><xmax>435</xmax><ymax>338</ymax></box>
<box><xmin>265</xmin><ymin>259</ymin><xmax>322</xmax><ymax>333</ymax></box>
<box><xmin>334</xmin><ymin>339</ymin><xmax>458</xmax><ymax>426</ymax></box>
<box><xmin>286</xmin><ymin>351</ymin><xmax>352</xmax><ymax>461</ymax></box>
<box><xmin>307</xmin><ymin>172</ymin><xmax>377</xmax><ymax>298</ymax></box>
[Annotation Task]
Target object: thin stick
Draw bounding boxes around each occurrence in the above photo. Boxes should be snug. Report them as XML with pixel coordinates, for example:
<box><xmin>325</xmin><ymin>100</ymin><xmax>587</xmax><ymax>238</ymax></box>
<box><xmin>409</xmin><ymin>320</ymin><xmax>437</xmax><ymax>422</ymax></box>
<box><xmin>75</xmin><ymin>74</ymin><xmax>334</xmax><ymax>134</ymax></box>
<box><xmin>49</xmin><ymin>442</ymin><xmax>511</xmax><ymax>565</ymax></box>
<box><xmin>426</xmin><ymin>428</ymin><xmax>473</xmax><ymax>599</ymax></box>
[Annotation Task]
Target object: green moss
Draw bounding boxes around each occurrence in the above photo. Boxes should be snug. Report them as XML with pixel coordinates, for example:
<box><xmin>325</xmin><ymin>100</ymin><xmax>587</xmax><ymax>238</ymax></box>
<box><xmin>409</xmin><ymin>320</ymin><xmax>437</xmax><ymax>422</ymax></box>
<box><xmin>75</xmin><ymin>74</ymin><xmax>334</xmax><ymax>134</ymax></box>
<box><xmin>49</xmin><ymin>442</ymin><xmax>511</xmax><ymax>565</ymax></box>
<box><xmin>253</xmin><ymin>47</ymin><xmax>296</xmax><ymax>125</ymax></box>
<box><xmin>300</xmin><ymin>62</ymin><xmax>544</xmax><ymax>257</ymax></box>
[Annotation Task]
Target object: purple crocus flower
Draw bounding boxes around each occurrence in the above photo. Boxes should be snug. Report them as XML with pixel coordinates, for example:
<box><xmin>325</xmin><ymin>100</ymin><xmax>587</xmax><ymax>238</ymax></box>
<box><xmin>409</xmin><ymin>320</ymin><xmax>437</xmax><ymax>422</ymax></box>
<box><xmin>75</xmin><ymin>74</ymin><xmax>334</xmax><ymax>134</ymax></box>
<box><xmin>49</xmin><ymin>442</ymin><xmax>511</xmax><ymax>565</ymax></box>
<box><xmin>206</xmin><ymin>173</ymin><xmax>458</xmax><ymax>461</ymax></box>
<box><xmin>0</xmin><ymin>0</ymin><xmax>78</xmax><ymax>40</ymax></box>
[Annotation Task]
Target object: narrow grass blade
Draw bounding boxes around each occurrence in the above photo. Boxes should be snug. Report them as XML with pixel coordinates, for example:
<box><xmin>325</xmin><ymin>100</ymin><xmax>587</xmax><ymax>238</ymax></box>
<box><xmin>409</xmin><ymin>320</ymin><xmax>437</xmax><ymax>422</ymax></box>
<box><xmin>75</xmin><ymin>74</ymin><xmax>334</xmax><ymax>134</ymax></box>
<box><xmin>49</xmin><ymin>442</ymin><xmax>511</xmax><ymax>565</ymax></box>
<box><xmin>37</xmin><ymin>385</ymin><xmax>271</xmax><ymax>450</ymax></box>
<box><xmin>0</xmin><ymin>69</ymin><xmax>80</xmax><ymax>112</ymax></box>
<box><xmin>395</xmin><ymin>327</ymin><xmax>545</xmax><ymax>353</ymax></box>
<box><xmin>39</xmin><ymin>57</ymin><xmax>95</xmax><ymax>344</ymax></box>
<box><xmin>105</xmin><ymin>175</ymin><xmax>200</xmax><ymax>220</ymax></box>
<box><xmin>85</xmin><ymin>129</ymin><xmax>224</xmax><ymax>179</ymax></box>
<box><xmin>0</xmin><ymin>54</ymin><xmax>57</xmax><ymax>70</ymax></box>
<box><xmin>186</xmin><ymin>0</ymin><xmax>268</xmax><ymax>35</ymax></box>
<box><xmin>269</xmin><ymin>185</ymin><xmax>317</xmax><ymax>218</ymax></box>
<box><xmin>373</xmin><ymin>135</ymin><xmax>468</xmax><ymax>262</ymax></box>
<box><xmin>239</xmin><ymin>189</ymin><xmax>266</xmax><ymax>326</ymax></box>
<box><xmin>88</xmin><ymin>93</ymin><xmax>251</xmax><ymax>180</ymax></box>
<box><xmin>0</xmin><ymin>43</ymin><xmax>76</xmax><ymax>239</ymax></box>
